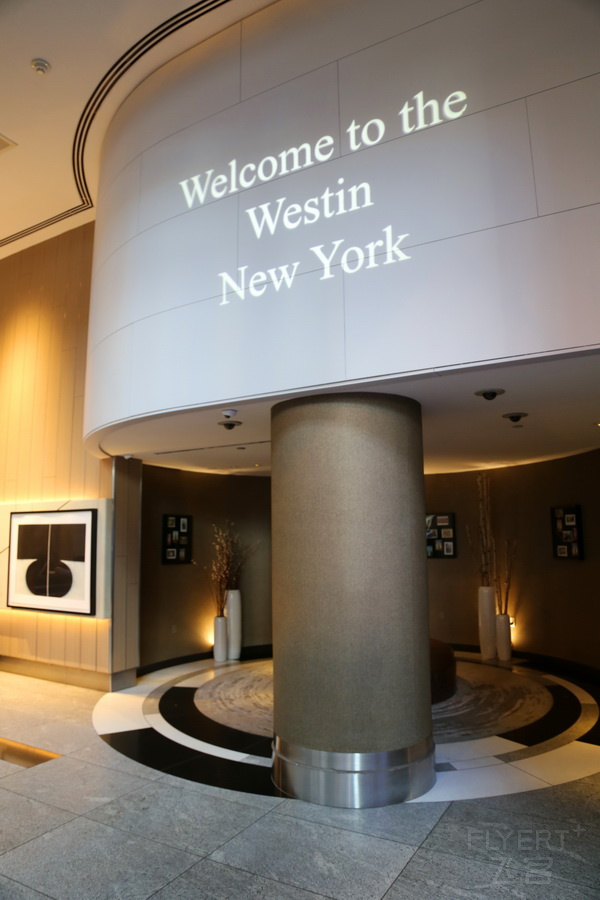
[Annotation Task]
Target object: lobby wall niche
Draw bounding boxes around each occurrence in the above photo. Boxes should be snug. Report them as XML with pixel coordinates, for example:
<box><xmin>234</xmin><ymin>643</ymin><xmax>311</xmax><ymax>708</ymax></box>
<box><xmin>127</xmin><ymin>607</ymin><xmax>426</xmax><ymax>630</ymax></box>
<box><xmin>425</xmin><ymin>449</ymin><xmax>600</xmax><ymax>671</ymax></box>
<box><xmin>139</xmin><ymin>465</ymin><xmax>271</xmax><ymax>669</ymax></box>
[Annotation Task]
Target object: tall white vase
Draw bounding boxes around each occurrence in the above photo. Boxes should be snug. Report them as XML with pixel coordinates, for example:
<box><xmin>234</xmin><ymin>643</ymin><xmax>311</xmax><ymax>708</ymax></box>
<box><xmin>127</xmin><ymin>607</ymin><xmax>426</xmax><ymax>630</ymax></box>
<box><xmin>478</xmin><ymin>586</ymin><xmax>497</xmax><ymax>659</ymax></box>
<box><xmin>496</xmin><ymin>613</ymin><xmax>512</xmax><ymax>661</ymax></box>
<box><xmin>213</xmin><ymin>615</ymin><xmax>228</xmax><ymax>662</ymax></box>
<box><xmin>225</xmin><ymin>589</ymin><xmax>242</xmax><ymax>660</ymax></box>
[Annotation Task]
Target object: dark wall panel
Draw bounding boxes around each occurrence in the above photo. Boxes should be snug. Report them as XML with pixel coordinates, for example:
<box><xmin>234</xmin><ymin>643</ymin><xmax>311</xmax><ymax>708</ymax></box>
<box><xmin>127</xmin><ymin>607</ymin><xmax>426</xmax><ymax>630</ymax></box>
<box><xmin>140</xmin><ymin>465</ymin><xmax>271</xmax><ymax>669</ymax></box>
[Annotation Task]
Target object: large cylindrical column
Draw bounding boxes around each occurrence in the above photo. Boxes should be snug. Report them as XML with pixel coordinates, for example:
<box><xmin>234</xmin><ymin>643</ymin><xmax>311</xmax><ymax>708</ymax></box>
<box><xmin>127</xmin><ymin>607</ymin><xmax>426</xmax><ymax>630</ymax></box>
<box><xmin>271</xmin><ymin>393</ymin><xmax>434</xmax><ymax>807</ymax></box>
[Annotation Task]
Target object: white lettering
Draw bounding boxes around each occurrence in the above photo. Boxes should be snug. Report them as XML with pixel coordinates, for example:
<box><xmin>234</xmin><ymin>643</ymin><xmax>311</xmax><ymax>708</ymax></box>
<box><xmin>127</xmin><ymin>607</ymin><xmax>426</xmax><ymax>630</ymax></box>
<box><xmin>399</xmin><ymin>90</ymin><xmax>467</xmax><ymax>134</ymax></box>
<box><xmin>239</xmin><ymin>162</ymin><xmax>257</xmax><ymax>189</ymax></box>
<box><xmin>310</xmin><ymin>227</ymin><xmax>410</xmax><ymax>280</ymax></box>
<box><xmin>443</xmin><ymin>90</ymin><xmax>468</xmax><ymax>119</ymax></box>
<box><xmin>346</xmin><ymin>118</ymin><xmax>385</xmax><ymax>151</ymax></box>
<box><xmin>310</xmin><ymin>239</ymin><xmax>344</xmax><ymax>280</ymax></box>
<box><xmin>211</xmin><ymin>173</ymin><xmax>229</xmax><ymax>198</ymax></box>
<box><xmin>245</xmin><ymin>181</ymin><xmax>373</xmax><ymax>239</ymax></box>
<box><xmin>257</xmin><ymin>155</ymin><xmax>278</xmax><ymax>182</ymax></box>
<box><xmin>383</xmin><ymin>226</ymin><xmax>411</xmax><ymax>264</ymax></box>
<box><xmin>179</xmin><ymin>171</ymin><xmax>214</xmax><ymax>208</ymax></box>
<box><xmin>314</xmin><ymin>134</ymin><xmax>335</xmax><ymax>161</ymax></box>
<box><xmin>414</xmin><ymin>91</ymin><xmax>442</xmax><ymax>131</ymax></box>
<box><xmin>249</xmin><ymin>270</ymin><xmax>268</xmax><ymax>296</ymax></box>
<box><xmin>218</xmin><ymin>262</ymin><xmax>300</xmax><ymax>303</ymax></box>
<box><xmin>246</xmin><ymin>198</ymin><xmax>286</xmax><ymax>238</ymax></box>
<box><xmin>180</xmin><ymin>134</ymin><xmax>336</xmax><ymax>209</ymax></box>
<box><xmin>269</xmin><ymin>261</ymin><xmax>300</xmax><ymax>292</ymax></box>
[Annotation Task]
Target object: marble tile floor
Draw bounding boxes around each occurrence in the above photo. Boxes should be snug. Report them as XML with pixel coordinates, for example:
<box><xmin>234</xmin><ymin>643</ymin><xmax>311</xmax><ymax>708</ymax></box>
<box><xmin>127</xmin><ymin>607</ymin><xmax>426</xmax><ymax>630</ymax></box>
<box><xmin>0</xmin><ymin>665</ymin><xmax>598</xmax><ymax>900</ymax></box>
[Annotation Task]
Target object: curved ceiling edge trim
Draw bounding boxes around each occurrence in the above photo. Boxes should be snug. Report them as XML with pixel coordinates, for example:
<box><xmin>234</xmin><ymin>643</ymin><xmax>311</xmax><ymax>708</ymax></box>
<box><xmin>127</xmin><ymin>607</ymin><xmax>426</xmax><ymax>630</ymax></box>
<box><xmin>0</xmin><ymin>0</ymin><xmax>234</xmax><ymax>249</ymax></box>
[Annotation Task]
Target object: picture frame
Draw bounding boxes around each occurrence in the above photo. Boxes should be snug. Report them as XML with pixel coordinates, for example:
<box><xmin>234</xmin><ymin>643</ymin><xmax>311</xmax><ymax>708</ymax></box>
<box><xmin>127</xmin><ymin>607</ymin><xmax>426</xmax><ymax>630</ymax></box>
<box><xmin>162</xmin><ymin>514</ymin><xmax>193</xmax><ymax>564</ymax></box>
<box><xmin>7</xmin><ymin>509</ymin><xmax>97</xmax><ymax>614</ymax></box>
<box><xmin>426</xmin><ymin>513</ymin><xmax>456</xmax><ymax>558</ymax></box>
<box><xmin>551</xmin><ymin>505</ymin><xmax>583</xmax><ymax>560</ymax></box>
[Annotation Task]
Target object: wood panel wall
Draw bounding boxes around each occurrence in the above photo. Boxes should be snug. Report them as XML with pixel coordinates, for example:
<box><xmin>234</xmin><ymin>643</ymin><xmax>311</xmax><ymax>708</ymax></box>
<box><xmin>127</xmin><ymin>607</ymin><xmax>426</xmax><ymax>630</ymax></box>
<box><xmin>0</xmin><ymin>225</ymin><xmax>116</xmax><ymax>686</ymax></box>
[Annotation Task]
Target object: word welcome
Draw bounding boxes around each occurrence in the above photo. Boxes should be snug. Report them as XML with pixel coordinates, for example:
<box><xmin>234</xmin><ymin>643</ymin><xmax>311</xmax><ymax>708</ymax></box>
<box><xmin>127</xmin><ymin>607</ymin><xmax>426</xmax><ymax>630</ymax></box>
<box><xmin>178</xmin><ymin>89</ymin><xmax>467</xmax><ymax>210</ymax></box>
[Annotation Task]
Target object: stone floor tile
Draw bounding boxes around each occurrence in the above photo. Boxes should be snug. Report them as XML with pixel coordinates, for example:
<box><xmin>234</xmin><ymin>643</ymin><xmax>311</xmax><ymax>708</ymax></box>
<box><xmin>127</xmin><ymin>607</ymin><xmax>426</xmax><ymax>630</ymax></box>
<box><xmin>0</xmin><ymin>759</ymin><xmax>23</xmax><ymax>777</ymax></box>
<box><xmin>385</xmin><ymin>846</ymin><xmax>600</xmax><ymax>900</ymax></box>
<box><xmin>87</xmin><ymin>780</ymin><xmax>270</xmax><ymax>855</ymax></box>
<box><xmin>0</xmin><ymin>816</ymin><xmax>199</xmax><ymax>900</ymax></box>
<box><xmin>210</xmin><ymin>812</ymin><xmax>416</xmax><ymax>900</ymax></box>
<box><xmin>158</xmin><ymin>771</ymin><xmax>286</xmax><ymax>811</ymax></box>
<box><xmin>68</xmin><ymin>739</ymin><xmax>166</xmax><ymax>780</ymax></box>
<box><xmin>0</xmin><ymin>875</ymin><xmax>56</xmax><ymax>900</ymax></box>
<box><xmin>421</xmin><ymin>800</ymin><xmax>600</xmax><ymax>891</ymax></box>
<box><xmin>274</xmin><ymin>797</ymin><xmax>450</xmax><ymax>846</ymax></box>
<box><xmin>453</xmin><ymin>778</ymin><xmax>600</xmax><ymax>828</ymax></box>
<box><xmin>151</xmin><ymin>858</ymin><xmax>331</xmax><ymax>899</ymax></box>
<box><xmin>0</xmin><ymin>787</ymin><xmax>75</xmax><ymax>852</ymax></box>
<box><xmin>0</xmin><ymin>711</ymin><xmax>98</xmax><ymax>755</ymax></box>
<box><xmin>0</xmin><ymin>755</ymin><xmax>153</xmax><ymax>814</ymax></box>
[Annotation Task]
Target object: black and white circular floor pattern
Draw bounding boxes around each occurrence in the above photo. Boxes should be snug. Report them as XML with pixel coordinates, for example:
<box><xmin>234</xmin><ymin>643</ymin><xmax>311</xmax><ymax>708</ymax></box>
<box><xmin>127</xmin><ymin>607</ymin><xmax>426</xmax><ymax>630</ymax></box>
<box><xmin>93</xmin><ymin>653</ymin><xmax>600</xmax><ymax>802</ymax></box>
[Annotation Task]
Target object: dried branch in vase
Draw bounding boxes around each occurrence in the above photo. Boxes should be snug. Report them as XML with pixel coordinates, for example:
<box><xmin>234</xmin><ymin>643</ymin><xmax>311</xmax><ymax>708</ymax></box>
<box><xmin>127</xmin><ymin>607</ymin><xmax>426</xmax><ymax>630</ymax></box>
<box><xmin>209</xmin><ymin>522</ymin><xmax>253</xmax><ymax>616</ymax></box>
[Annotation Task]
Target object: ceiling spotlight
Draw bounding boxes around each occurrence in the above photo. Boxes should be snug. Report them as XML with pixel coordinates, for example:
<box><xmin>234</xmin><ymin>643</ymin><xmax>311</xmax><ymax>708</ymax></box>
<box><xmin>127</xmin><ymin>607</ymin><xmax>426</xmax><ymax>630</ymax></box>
<box><xmin>219</xmin><ymin>419</ymin><xmax>242</xmax><ymax>431</ymax></box>
<box><xmin>221</xmin><ymin>408</ymin><xmax>238</xmax><ymax>418</ymax></box>
<box><xmin>31</xmin><ymin>58</ymin><xmax>51</xmax><ymax>75</ymax></box>
<box><xmin>475</xmin><ymin>389</ymin><xmax>505</xmax><ymax>401</ymax></box>
<box><xmin>502</xmin><ymin>412</ymin><xmax>528</xmax><ymax>423</ymax></box>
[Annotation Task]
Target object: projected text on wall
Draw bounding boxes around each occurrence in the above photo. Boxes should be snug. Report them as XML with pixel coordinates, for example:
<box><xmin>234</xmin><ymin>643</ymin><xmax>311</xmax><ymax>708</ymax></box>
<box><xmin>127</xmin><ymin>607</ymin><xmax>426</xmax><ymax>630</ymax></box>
<box><xmin>178</xmin><ymin>90</ymin><xmax>467</xmax><ymax>304</ymax></box>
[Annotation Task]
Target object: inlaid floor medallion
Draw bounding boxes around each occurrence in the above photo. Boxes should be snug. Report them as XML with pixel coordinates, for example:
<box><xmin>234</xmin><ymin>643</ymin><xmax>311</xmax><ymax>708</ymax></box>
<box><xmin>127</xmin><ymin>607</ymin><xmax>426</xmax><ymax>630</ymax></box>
<box><xmin>93</xmin><ymin>653</ymin><xmax>600</xmax><ymax>803</ymax></box>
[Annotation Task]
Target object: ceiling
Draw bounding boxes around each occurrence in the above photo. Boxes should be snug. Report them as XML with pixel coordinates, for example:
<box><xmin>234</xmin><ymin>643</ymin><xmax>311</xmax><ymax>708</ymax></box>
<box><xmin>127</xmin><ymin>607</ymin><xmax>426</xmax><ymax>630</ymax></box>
<box><xmin>2</xmin><ymin>0</ymin><xmax>599</xmax><ymax>475</ymax></box>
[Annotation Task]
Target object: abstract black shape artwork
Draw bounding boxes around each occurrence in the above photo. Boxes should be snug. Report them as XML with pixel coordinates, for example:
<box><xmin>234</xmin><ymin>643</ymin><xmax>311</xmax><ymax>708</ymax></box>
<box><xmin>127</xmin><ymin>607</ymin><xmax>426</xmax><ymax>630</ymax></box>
<box><xmin>8</xmin><ymin>510</ymin><xmax>96</xmax><ymax>614</ymax></box>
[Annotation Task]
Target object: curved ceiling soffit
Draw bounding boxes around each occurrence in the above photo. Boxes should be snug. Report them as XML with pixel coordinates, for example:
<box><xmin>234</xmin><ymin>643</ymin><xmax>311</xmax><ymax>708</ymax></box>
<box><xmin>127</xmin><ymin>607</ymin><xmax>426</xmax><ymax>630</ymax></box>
<box><xmin>0</xmin><ymin>0</ymin><xmax>234</xmax><ymax>249</ymax></box>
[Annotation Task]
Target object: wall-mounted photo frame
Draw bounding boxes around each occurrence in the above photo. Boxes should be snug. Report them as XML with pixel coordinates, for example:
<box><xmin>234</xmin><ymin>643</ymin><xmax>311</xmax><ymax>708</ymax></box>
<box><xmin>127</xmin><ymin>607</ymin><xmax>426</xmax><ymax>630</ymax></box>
<box><xmin>162</xmin><ymin>514</ymin><xmax>193</xmax><ymax>564</ymax></box>
<box><xmin>7</xmin><ymin>509</ymin><xmax>97</xmax><ymax>614</ymax></box>
<box><xmin>551</xmin><ymin>506</ymin><xmax>584</xmax><ymax>560</ymax></box>
<box><xmin>426</xmin><ymin>513</ymin><xmax>456</xmax><ymax>558</ymax></box>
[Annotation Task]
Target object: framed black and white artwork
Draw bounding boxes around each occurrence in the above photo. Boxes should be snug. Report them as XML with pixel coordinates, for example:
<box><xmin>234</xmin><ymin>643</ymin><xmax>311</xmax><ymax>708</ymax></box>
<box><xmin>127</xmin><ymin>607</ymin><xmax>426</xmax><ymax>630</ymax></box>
<box><xmin>7</xmin><ymin>509</ymin><xmax>97</xmax><ymax>614</ymax></box>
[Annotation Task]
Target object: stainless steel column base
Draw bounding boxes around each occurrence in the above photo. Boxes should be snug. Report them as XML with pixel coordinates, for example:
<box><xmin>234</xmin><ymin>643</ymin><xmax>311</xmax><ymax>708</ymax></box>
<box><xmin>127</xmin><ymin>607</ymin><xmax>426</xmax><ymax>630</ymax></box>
<box><xmin>273</xmin><ymin>735</ymin><xmax>436</xmax><ymax>808</ymax></box>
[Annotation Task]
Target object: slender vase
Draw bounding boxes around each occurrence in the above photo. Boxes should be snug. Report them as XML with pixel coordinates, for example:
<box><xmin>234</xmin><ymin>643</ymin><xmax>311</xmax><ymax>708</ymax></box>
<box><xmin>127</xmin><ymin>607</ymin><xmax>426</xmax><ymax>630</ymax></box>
<box><xmin>496</xmin><ymin>613</ymin><xmax>512</xmax><ymax>661</ymax></box>
<box><xmin>225</xmin><ymin>589</ymin><xmax>242</xmax><ymax>659</ymax></box>
<box><xmin>478</xmin><ymin>586</ymin><xmax>497</xmax><ymax>659</ymax></box>
<box><xmin>213</xmin><ymin>615</ymin><xmax>228</xmax><ymax>662</ymax></box>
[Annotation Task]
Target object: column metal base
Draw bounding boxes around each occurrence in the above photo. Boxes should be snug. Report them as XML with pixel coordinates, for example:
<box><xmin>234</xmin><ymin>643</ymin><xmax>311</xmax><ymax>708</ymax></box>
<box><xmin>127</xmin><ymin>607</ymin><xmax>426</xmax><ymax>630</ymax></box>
<box><xmin>273</xmin><ymin>735</ymin><xmax>436</xmax><ymax>808</ymax></box>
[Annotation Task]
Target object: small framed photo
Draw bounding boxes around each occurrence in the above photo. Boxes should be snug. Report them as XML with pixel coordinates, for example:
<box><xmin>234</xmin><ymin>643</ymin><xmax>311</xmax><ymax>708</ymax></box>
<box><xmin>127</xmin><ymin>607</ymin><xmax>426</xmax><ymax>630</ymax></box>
<box><xmin>162</xmin><ymin>515</ymin><xmax>193</xmax><ymax>564</ymax></box>
<box><xmin>426</xmin><ymin>514</ymin><xmax>456</xmax><ymax>558</ymax></box>
<box><xmin>551</xmin><ymin>506</ymin><xmax>583</xmax><ymax>560</ymax></box>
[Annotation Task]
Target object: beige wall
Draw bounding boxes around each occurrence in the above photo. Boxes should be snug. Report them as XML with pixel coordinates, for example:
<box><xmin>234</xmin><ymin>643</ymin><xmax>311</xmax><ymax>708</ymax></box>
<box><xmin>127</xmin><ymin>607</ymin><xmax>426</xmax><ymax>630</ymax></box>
<box><xmin>426</xmin><ymin>450</ymin><xmax>600</xmax><ymax>669</ymax></box>
<box><xmin>0</xmin><ymin>225</ymin><xmax>114</xmax><ymax>687</ymax></box>
<box><xmin>139</xmin><ymin>464</ymin><xmax>271</xmax><ymax>670</ymax></box>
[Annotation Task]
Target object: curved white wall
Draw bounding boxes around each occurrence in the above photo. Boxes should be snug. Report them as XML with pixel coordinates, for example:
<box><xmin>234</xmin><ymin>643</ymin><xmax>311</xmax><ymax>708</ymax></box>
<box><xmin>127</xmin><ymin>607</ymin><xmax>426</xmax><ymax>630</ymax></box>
<box><xmin>85</xmin><ymin>0</ymin><xmax>600</xmax><ymax>446</ymax></box>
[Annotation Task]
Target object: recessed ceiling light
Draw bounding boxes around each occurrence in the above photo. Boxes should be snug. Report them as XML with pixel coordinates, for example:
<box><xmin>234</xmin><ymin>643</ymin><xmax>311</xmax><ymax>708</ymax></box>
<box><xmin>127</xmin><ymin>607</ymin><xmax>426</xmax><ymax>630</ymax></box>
<box><xmin>502</xmin><ymin>412</ymin><xmax>528</xmax><ymax>423</ymax></box>
<box><xmin>474</xmin><ymin>389</ymin><xmax>505</xmax><ymax>401</ymax></box>
<box><xmin>31</xmin><ymin>58</ymin><xmax>51</xmax><ymax>75</ymax></box>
